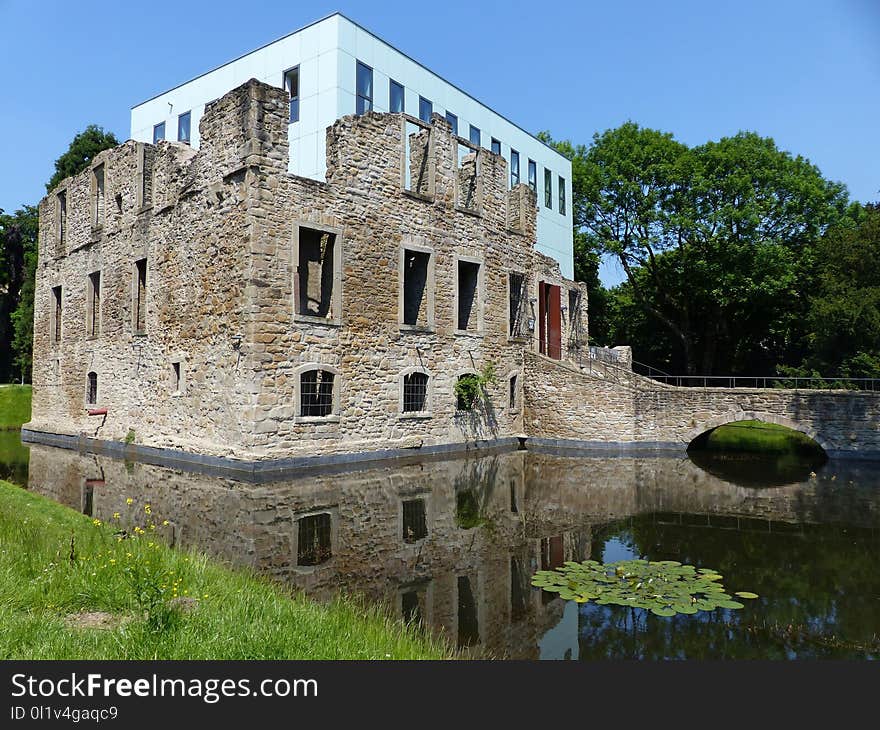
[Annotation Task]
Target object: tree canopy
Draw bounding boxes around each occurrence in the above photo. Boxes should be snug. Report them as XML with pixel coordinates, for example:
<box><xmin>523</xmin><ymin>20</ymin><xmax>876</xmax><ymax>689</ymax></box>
<box><xmin>546</xmin><ymin>123</ymin><xmax>853</xmax><ymax>376</ymax></box>
<box><xmin>46</xmin><ymin>125</ymin><xmax>120</xmax><ymax>193</ymax></box>
<box><xmin>0</xmin><ymin>125</ymin><xmax>119</xmax><ymax>382</ymax></box>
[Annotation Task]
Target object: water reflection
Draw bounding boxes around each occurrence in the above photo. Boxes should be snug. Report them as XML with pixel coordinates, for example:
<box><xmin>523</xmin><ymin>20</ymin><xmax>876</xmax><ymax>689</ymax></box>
<box><xmin>0</xmin><ymin>430</ymin><xmax>29</xmax><ymax>486</ymax></box>
<box><xmin>25</xmin><ymin>445</ymin><xmax>880</xmax><ymax>659</ymax></box>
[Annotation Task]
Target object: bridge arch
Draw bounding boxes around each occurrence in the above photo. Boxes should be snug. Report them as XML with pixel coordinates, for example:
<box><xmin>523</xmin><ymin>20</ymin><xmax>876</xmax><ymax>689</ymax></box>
<box><xmin>682</xmin><ymin>410</ymin><xmax>831</xmax><ymax>454</ymax></box>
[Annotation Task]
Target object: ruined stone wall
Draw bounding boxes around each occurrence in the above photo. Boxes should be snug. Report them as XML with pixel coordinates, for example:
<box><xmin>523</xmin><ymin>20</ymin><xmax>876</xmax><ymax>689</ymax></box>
<box><xmin>29</xmin><ymin>79</ymin><xmax>582</xmax><ymax>461</ymax></box>
<box><xmin>235</xmin><ymin>84</ymin><xmax>575</xmax><ymax>458</ymax></box>
<box><xmin>30</xmin><ymin>116</ymin><xmax>257</xmax><ymax>456</ymax></box>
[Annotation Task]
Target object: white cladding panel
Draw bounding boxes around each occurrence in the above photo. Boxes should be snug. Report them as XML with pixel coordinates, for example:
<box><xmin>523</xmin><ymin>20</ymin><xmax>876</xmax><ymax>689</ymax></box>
<box><xmin>130</xmin><ymin>14</ymin><xmax>573</xmax><ymax>277</ymax></box>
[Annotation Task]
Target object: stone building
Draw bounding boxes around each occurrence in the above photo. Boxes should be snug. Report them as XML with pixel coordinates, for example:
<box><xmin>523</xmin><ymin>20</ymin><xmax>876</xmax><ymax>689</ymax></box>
<box><xmin>26</xmin><ymin>78</ymin><xmax>587</xmax><ymax>470</ymax></box>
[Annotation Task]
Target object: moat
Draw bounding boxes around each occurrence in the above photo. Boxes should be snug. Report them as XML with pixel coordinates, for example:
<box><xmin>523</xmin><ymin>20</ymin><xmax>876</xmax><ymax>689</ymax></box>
<box><xmin>9</xmin><ymin>441</ymin><xmax>880</xmax><ymax>659</ymax></box>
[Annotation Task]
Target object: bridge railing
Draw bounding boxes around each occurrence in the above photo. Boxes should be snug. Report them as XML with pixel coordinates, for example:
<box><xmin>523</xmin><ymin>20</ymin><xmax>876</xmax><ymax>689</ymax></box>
<box><xmin>631</xmin><ymin>374</ymin><xmax>880</xmax><ymax>391</ymax></box>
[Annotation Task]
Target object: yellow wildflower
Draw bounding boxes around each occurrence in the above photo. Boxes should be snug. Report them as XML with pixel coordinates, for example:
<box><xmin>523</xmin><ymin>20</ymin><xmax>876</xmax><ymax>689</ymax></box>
<box><xmin>126</xmin><ymin>498</ymin><xmax>133</xmax><ymax>505</ymax></box>
<box><xmin>112</xmin><ymin>512</ymin><xmax>121</xmax><ymax>520</ymax></box>
<box><xmin>144</xmin><ymin>505</ymin><xmax>152</xmax><ymax>515</ymax></box>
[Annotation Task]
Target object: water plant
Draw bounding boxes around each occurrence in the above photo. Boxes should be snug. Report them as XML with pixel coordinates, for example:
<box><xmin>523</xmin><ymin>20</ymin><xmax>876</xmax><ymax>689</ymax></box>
<box><xmin>531</xmin><ymin>559</ymin><xmax>758</xmax><ymax>617</ymax></box>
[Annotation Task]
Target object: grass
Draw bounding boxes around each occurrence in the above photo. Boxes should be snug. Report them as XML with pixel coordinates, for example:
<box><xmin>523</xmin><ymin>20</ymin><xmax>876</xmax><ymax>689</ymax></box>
<box><xmin>0</xmin><ymin>384</ymin><xmax>31</xmax><ymax>430</ymax></box>
<box><xmin>702</xmin><ymin>420</ymin><xmax>824</xmax><ymax>456</ymax></box>
<box><xmin>0</xmin><ymin>480</ymin><xmax>453</xmax><ymax>660</ymax></box>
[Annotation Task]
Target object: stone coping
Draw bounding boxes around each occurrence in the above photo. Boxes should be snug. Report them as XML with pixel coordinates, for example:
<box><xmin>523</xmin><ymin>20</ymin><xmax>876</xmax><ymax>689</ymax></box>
<box><xmin>20</xmin><ymin>428</ymin><xmax>880</xmax><ymax>484</ymax></box>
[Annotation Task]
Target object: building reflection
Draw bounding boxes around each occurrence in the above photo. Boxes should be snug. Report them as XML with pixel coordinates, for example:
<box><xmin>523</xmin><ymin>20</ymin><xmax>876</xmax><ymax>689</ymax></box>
<box><xmin>26</xmin><ymin>445</ymin><xmax>880</xmax><ymax>659</ymax></box>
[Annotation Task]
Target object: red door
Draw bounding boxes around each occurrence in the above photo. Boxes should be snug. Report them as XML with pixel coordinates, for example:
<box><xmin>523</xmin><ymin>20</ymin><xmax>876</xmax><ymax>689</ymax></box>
<box><xmin>539</xmin><ymin>282</ymin><xmax>562</xmax><ymax>359</ymax></box>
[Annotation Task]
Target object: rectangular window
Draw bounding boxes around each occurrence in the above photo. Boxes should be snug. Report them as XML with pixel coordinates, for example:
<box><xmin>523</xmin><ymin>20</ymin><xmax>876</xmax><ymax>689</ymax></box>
<box><xmin>52</xmin><ymin>286</ymin><xmax>62</xmax><ymax>344</ymax></box>
<box><xmin>295</xmin><ymin>226</ymin><xmax>339</xmax><ymax>320</ymax></box>
<box><xmin>510</xmin><ymin>557</ymin><xmax>527</xmax><ymax>621</ymax></box>
<box><xmin>82</xmin><ymin>481</ymin><xmax>94</xmax><ymax>517</ymax></box>
<box><xmin>445</xmin><ymin>112</ymin><xmax>458</xmax><ymax>135</ymax></box>
<box><xmin>177</xmin><ymin>111</ymin><xmax>191</xmax><ymax>144</ymax></box>
<box><xmin>509</xmin><ymin>373</ymin><xmax>518</xmax><ymax>410</ymax></box>
<box><xmin>418</xmin><ymin>96</ymin><xmax>432</xmax><ymax>123</ymax></box>
<box><xmin>134</xmin><ymin>258</ymin><xmax>147</xmax><ymax>334</ymax></box>
<box><xmin>402</xmin><ymin>371</ymin><xmax>429</xmax><ymax>413</ymax></box>
<box><xmin>457</xmin><ymin>260</ymin><xmax>480</xmax><ymax>331</ymax></box>
<box><xmin>297</xmin><ymin>512</ymin><xmax>332</xmax><ymax>566</ymax></box>
<box><xmin>401</xmin><ymin>589</ymin><xmax>423</xmax><ymax>624</ymax></box>
<box><xmin>456</xmin><ymin>141</ymin><xmax>479</xmax><ymax>212</ymax></box>
<box><xmin>284</xmin><ymin>67</ymin><xmax>299</xmax><ymax>122</ymax></box>
<box><xmin>152</xmin><ymin>122</ymin><xmax>165</xmax><ymax>143</ymax></box>
<box><xmin>508</xmin><ymin>272</ymin><xmax>526</xmax><ymax>338</ymax></box>
<box><xmin>139</xmin><ymin>145</ymin><xmax>154</xmax><ymax>208</ymax></box>
<box><xmin>57</xmin><ymin>191</ymin><xmax>66</xmax><ymax>252</ymax></box>
<box><xmin>491</xmin><ymin>138</ymin><xmax>501</xmax><ymax>155</ymax></box>
<box><xmin>87</xmin><ymin>271</ymin><xmax>100</xmax><ymax>338</ymax></box>
<box><xmin>171</xmin><ymin>361</ymin><xmax>181</xmax><ymax>394</ymax></box>
<box><xmin>510</xmin><ymin>149</ymin><xmax>520</xmax><ymax>187</ymax></box>
<box><xmin>528</xmin><ymin>159</ymin><xmax>537</xmax><ymax>193</ymax></box>
<box><xmin>356</xmin><ymin>61</ymin><xmax>373</xmax><ymax>115</ymax></box>
<box><xmin>457</xmin><ymin>576</ymin><xmax>479</xmax><ymax>648</ymax></box>
<box><xmin>86</xmin><ymin>371</ymin><xmax>98</xmax><ymax>406</ymax></box>
<box><xmin>93</xmin><ymin>164</ymin><xmax>104</xmax><ymax>228</ymax></box>
<box><xmin>402</xmin><ymin>498</ymin><xmax>428</xmax><ymax>542</ymax></box>
<box><xmin>544</xmin><ymin>168</ymin><xmax>553</xmax><ymax>208</ymax></box>
<box><xmin>568</xmin><ymin>289</ymin><xmax>583</xmax><ymax>350</ymax></box>
<box><xmin>403</xmin><ymin>119</ymin><xmax>433</xmax><ymax>197</ymax></box>
<box><xmin>389</xmin><ymin>79</ymin><xmax>404</xmax><ymax>113</ymax></box>
<box><xmin>469</xmin><ymin>124</ymin><xmax>480</xmax><ymax>147</ymax></box>
<box><xmin>559</xmin><ymin>175</ymin><xmax>566</xmax><ymax>215</ymax></box>
<box><xmin>402</xmin><ymin>248</ymin><xmax>431</xmax><ymax>328</ymax></box>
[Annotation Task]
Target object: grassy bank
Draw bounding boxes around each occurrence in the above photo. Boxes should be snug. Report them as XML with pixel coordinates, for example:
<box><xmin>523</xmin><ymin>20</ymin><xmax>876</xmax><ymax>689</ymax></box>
<box><xmin>0</xmin><ymin>480</ymin><xmax>452</xmax><ymax>659</ymax></box>
<box><xmin>701</xmin><ymin>420</ymin><xmax>824</xmax><ymax>456</ymax></box>
<box><xmin>0</xmin><ymin>384</ymin><xmax>31</xmax><ymax>429</ymax></box>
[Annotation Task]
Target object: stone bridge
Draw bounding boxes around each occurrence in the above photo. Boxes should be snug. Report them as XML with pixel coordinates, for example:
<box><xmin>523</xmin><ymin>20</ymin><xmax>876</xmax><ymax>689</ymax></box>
<box><xmin>523</xmin><ymin>352</ymin><xmax>880</xmax><ymax>458</ymax></box>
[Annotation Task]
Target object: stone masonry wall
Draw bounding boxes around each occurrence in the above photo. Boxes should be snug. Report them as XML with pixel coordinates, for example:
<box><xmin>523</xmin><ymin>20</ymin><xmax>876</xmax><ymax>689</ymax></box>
<box><xmin>524</xmin><ymin>351</ymin><xmax>880</xmax><ymax>456</ymax></box>
<box><xmin>28</xmin><ymin>79</ymin><xmax>584</xmax><ymax>462</ymax></box>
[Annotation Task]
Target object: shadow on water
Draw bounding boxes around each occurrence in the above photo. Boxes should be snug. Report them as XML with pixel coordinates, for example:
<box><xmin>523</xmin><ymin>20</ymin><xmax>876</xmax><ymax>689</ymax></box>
<box><xmin>0</xmin><ymin>430</ymin><xmax>29</xmax><ymax>486</ymax></box>
<box><xmin>687</xmin><ymin>420</ymin><xmax>828</xmax><ymax>488</ymax></box>
<box><xmin>17</xmin><ymin>442</ymin><xmax>880</xmax><ymax>660</ymax></box>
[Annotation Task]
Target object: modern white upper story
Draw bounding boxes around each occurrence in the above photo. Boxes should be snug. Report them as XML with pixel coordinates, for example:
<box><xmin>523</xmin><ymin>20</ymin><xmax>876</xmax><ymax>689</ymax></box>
<box><xmin>130</xmin><ymin>12</ymin><xmax>574</xmax><ymax>277</ymax></box>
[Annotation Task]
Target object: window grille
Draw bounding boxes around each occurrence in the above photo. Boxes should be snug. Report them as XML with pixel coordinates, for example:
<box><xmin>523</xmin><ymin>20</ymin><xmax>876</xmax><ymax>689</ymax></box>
<box><xmin>86</xmin><ymin>372</ymin><xmax>98</xmax><ymax>405</ymax></box>
<box><xmin>297</xmin><ymin>513</ymin><xmax>332</xmax><ymax>566</ymax></box>
<box><xmin>402</xmin><ymin>498</ymin><xmax>427</xmax><ymax>542</ymax></box>
<box><xmin>300</xmin><ymin>369</ymin><xmax>335</xmax><ymax>417</ymax></box>
<box><xmin>402</xmin><ymin>371</ymin><xmax>428</xmax><ymax>412</ymax></box>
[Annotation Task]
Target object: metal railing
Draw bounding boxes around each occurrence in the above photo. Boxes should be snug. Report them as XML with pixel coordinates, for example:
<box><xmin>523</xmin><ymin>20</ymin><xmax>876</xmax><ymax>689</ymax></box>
<box><xmin>631</xmin><ymin>374</ymin><xmax>880</xmax><ymax>392</ymax></box>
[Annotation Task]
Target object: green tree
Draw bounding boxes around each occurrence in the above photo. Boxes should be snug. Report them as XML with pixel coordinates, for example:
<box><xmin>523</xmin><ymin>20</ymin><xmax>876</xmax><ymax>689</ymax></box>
<box><xmin>45</xmin><ymin>125</ymin><xmax>119</xmax><ymax>193</ymax></box>
<box><xmin>537</xmin><ymin>132</ymin><xmax>612</xmax><ymax>343</ymax></box>
<box><xmin>576</xmin><ymin>123</ymin><xmax>848</xmax><ymax>374</ymax></box>
<box><xmin>0</xmin><ymin>207</ymin><xmax>38</xmax><ymax>382</ymax></box>
<box><xmin>798</xmin><ymin>203</ymin><xmax>880</xmax><ymax>378</ymax></box>
<box><xmin>1</xmin><ymin>125</ymin><xmax>119</xmax><ymax>383</ymax></box>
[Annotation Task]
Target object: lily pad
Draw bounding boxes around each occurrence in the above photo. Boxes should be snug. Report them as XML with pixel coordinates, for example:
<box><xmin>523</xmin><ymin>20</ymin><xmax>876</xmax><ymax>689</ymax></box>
<box><xmin>531</xmin><ymin>558</ymin><xmax>756</xmax><ymax>617</ymax></box>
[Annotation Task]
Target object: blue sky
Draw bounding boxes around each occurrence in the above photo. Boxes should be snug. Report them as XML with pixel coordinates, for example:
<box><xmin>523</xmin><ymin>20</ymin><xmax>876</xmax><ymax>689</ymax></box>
<box><xmin>1</xmin><ymin>0</ymin><xmax>877</xmax><ymax>285</ymax></box>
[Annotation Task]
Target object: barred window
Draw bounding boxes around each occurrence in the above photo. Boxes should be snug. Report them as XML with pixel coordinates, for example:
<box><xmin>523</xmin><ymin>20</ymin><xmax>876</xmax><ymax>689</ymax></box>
<box><xmin>86</xmin><ymin>371</ymin><xmax>98</xmax><ymax>405</ymax></box>
<box><xmin>402</xmin><ymin>498</ymin><xmax>427</xmax><ymax>543</ymax></box>
<box><xmin>297</xmin><ymin>512</ymin><xmax>332</xmax><ymax>566</ymax></box>
<box><xmin>402</xmin><ymin>371</ymin><xmax>429</xmax><ymax>413</ymax></box>
<box><xmin>300</xmin><ymin>369</ymin><xmax>335</xmax><ymax>417</ymax></box>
